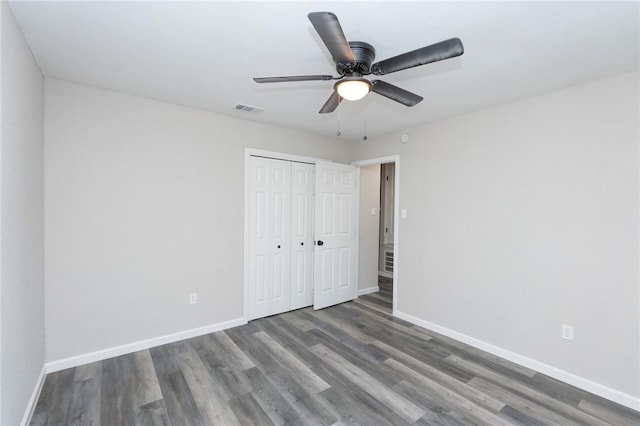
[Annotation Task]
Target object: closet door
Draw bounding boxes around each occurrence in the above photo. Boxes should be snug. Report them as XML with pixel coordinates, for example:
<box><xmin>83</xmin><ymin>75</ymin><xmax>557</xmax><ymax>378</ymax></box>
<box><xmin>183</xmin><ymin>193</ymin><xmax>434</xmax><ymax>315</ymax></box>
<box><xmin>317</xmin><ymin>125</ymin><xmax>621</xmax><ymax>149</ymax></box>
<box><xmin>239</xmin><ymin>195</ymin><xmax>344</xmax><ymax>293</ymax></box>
<box><xmin>248</xmin><ymin>157</ymin><xmax>291</xmax><ymax>320</ymax></box>
<box><xmin>313</xmin><ymin>161</ymin><xmax>358</xmax><ymax>310</ymax></box>
<box><xmin>290</xmin><ymin>162</ymin><xmax>315</xmax><ymax>310</ymax></box>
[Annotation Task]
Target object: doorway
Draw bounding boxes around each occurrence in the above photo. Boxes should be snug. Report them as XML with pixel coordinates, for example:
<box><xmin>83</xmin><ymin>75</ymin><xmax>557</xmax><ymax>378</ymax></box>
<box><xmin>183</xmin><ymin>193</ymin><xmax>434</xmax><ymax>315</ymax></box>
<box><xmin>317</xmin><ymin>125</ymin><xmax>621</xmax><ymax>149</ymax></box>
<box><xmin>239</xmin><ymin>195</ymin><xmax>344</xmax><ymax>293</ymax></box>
<box><xmin>353</xmin><ymin>155</ymin><xmax>400</xmax><ymax>316</ymax></box>
<box><xmin>377</xmin><ymin>162</ymin><xmax>395</xmax><ymax>312</ymax></box>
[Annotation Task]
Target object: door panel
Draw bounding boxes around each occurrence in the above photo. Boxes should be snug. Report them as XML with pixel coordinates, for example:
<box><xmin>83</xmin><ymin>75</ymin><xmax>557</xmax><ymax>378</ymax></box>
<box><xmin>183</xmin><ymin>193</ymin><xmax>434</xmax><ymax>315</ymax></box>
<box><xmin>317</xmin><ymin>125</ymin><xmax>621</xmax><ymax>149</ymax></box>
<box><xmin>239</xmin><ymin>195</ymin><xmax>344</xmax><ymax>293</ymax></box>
<box><xmin>248</xmin><ymin>157</ymin><xmax>291</xmax><ymax>320</ymax></box>
<box><xmin>268</xmin><ymin>159</ymin><xmax>291</xmax><ymax>316</ymax></box>
<box><xmin>248</xmin><ymin>158</ymin><xmax>271</xmax><ymax>319</ymax></box>
<box><xmin>290</xmin><ymin>162</ymin><xmax>315</xmax><ymax>310</ymax></box>
<box><xmin>314</xmin><ymin>161</ymin><xmax>358</xmax><ymax>310</ymax></box>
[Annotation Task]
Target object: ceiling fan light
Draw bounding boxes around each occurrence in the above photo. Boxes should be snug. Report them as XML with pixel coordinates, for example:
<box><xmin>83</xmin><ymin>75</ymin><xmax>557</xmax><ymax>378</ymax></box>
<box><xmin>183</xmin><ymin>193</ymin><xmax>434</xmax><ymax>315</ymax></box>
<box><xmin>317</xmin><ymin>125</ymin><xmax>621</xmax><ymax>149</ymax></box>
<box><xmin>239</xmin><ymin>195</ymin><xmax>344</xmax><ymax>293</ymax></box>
<box><xmin>335</xmin><ymin>78</ymin><xmax>371</xmax><ymax>101</ymax></box>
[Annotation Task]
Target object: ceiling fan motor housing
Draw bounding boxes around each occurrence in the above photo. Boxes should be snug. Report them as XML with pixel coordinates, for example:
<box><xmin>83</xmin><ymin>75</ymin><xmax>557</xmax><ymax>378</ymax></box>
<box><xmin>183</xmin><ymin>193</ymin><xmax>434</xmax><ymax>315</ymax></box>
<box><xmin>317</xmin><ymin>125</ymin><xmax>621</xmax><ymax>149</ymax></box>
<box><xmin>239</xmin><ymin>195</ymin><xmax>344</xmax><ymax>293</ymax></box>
<box><xmin>337</xmin><ymin>41</ymin><xmax>376</xmax><ymax>75</ymax></box>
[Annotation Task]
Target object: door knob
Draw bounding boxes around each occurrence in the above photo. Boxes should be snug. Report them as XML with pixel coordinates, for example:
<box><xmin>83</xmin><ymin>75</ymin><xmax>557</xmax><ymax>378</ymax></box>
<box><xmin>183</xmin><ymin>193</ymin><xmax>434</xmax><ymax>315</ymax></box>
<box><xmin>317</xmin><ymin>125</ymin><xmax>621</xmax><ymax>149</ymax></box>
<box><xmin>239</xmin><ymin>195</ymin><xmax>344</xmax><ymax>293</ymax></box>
<box><xmin>317</xmin><ymin>240</ymin><xmax>324</xmax><ymax>246</ymax></box>
<box><xmin>277</xmin><ymin>245</ymin><xmax>281</xmax><ymax>249</ymax></box>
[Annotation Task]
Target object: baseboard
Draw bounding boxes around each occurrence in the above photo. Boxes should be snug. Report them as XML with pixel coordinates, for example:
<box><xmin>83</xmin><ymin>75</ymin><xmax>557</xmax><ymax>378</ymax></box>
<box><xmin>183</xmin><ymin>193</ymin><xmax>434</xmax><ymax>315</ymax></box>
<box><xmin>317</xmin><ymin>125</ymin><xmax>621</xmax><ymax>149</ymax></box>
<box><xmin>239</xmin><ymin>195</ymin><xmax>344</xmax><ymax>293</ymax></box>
<box><xmin>358</xmin><ymin>286</ymin><xmax>379</xmax><ymax>296</ymax></box>
<box><xmin>395</xmin><ymin>310</ymin><xmax>640</xmax><ymax>412</ymax></box>
<box><xmin>45</xmin><ymin>317</ymin><xmax>246</xmax><ymax>373</ymax></box>
<box><xmin>20</xmin><ymin>364</ymin><xmax>46</xmax><ymax>426</ymax></box>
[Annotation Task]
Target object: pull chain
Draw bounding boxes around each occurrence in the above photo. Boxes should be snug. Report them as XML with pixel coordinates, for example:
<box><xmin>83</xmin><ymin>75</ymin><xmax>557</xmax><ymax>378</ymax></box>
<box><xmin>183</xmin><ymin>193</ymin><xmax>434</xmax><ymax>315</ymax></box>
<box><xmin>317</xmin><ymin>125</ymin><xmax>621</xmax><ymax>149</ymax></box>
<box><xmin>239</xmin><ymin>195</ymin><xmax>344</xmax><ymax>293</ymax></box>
<box><xmin>336</xmin><ymin>101</ymin><xmax>342</xmax><ymax>137</ymax></box>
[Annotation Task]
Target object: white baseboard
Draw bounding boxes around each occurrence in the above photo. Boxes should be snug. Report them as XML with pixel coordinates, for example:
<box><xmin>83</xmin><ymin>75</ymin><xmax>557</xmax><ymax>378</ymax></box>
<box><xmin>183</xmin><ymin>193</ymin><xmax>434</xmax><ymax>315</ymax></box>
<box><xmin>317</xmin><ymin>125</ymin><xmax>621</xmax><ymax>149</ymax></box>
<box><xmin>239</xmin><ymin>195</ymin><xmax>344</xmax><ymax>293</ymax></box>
<box><xmin>395</xmin><ymin>310</ymin><xmax>640</xmax><ymax>412</ymax></box>
<box><xmin>358</xmin><ymin>286</ymin><xmax>379</xmax><ymax>296</ymax></box>
<box><xmin>20</xmin><ymin>364</ymin><xmax>46</xmax><ymax>426</ymax></box>
<box><xmin>45</xmin><ymin>317</ymin><xmax>246</xmax><ymax>373</ymax></box>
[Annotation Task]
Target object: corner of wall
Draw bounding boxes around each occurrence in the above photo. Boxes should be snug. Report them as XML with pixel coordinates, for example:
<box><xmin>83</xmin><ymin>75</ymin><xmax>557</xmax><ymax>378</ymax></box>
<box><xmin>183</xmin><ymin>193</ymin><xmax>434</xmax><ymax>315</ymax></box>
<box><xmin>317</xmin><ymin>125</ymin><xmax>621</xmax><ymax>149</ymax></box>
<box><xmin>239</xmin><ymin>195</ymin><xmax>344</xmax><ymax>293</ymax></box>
<box><xmin>1</xmin><ymin>1</ymin><xmax>46</xmax><ymax>424</ymax></box>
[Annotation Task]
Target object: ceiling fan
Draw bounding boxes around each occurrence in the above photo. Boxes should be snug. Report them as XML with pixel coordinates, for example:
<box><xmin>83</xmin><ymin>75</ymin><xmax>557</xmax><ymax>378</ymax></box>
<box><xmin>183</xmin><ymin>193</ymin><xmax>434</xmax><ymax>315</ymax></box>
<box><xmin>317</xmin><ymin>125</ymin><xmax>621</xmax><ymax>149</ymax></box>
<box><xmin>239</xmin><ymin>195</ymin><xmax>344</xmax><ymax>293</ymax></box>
<box><xmin>254</xmin><ymin>11</ymin><xmax>464</xmax><ymax>113</ymax></box>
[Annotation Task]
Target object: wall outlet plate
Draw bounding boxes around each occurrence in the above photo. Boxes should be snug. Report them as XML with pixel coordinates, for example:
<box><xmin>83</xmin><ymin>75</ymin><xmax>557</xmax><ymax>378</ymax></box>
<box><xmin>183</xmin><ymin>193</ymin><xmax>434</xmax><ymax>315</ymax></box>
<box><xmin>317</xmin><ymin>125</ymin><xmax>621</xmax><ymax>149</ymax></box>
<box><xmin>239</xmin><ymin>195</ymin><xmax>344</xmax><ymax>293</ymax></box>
<box><xmin>189</xmin><ymin>293</ymin><xmax>198</xmax><ymax>305</ymax></box>
<box><xmin>562</xmin><ymin>324</ymin><xmax>574</xmax><ymax>340</ymax></box>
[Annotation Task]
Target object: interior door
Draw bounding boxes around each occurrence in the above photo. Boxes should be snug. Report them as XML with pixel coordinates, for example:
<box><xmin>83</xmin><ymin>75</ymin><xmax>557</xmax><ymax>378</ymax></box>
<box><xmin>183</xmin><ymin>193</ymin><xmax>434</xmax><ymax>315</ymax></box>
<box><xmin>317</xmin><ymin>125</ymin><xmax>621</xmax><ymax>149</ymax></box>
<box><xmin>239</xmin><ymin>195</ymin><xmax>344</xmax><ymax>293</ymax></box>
<box><xmin>314</xmin><ymin>160</ymin><xmax>358</xmax><ymax>310</ymax></box>
<box><xmin>248</xmin><ymin>157</ymin><xmax>291</xmax><ymax>320</ymax></box>
<box><xmin>290</xmin><ymin>162</ymin><xmax>315</xmax><ymax>310</ymax></box>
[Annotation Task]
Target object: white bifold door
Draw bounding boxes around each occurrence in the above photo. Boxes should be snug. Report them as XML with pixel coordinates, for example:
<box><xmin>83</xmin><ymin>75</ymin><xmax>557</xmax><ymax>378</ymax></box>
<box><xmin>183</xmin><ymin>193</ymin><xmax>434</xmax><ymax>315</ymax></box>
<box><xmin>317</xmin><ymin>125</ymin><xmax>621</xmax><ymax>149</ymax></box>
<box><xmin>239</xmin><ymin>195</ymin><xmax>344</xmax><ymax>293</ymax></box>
<box><xmin>290</xmin><ymin>162</ymin><xmax>316</xmax><ymax>310</ymax></box>
<box><xmin>248</xmin><ymin>157</ymin><xmax>315</xmax><ymax>320</ymax></box>
<box><xmin>247</xmin><ymin>156</ymin><xmax>357</xmax><ymax>320</ymax></box>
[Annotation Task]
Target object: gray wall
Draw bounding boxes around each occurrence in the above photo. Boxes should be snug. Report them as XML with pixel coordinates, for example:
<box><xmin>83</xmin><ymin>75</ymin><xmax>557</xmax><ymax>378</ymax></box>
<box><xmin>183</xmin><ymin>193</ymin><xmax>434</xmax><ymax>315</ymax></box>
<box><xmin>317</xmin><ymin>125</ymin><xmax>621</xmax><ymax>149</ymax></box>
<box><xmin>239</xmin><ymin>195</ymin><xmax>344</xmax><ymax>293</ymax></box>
<box><xmin>0</xmin><ymin>2</ymin><xmax>45</xmax><ymax>424</ymax></box>
<box><xmin>353</xmin><ymin>72</ymin><xmax>640</xmax><ymax>398</ymax></box>
<box><xmin>44</xmin><ymin>79</ymin><xmax>353</xmax><ymax>362</ymax></box>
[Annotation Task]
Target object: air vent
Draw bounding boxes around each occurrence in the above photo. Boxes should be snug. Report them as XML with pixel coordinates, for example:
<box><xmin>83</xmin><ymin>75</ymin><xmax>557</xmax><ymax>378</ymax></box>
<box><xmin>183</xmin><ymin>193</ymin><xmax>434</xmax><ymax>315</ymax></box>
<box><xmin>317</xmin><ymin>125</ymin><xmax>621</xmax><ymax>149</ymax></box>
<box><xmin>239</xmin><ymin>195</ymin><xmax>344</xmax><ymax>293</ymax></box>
<box><xmin>234</xmin><ymin>103</ymin><xmax>264</xmax><ymax>113</ymax></box>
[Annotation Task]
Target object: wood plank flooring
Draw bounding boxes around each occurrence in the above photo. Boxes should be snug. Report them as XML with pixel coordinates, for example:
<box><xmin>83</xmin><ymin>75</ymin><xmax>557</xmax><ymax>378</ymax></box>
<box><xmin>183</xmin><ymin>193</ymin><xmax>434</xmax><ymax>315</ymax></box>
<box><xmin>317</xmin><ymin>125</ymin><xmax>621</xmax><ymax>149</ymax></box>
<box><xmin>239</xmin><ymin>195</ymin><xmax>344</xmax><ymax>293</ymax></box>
<box><xmin>358</xmin><ymin>276</ymin><xmax>393</xmax><ymax>314</ymax></box>
<box><xmin>31</xmin><ymin>278</ymin><xmax>640</xmax><ymax>425</ymax></box>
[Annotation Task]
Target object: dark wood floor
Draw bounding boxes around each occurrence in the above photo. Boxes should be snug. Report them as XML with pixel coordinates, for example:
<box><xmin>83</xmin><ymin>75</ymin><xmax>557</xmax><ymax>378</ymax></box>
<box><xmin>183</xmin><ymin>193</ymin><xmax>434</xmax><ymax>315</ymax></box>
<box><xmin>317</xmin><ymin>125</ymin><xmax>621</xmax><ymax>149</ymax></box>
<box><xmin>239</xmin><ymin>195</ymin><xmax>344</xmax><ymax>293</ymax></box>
<box><xmin>32</xmin><ymin>277</ymin><xmax>639</xmax><ymax>425</ymax></box>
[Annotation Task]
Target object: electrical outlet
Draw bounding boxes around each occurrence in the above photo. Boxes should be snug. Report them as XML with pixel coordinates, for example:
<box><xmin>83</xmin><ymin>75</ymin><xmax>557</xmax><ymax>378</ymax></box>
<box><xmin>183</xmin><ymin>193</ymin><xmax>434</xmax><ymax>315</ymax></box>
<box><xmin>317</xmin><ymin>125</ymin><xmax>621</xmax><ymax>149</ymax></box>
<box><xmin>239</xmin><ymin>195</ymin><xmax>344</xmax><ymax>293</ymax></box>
<box><xmin>562</xmin><ymin>324</ymin><xmax>574</xmax><ymax>340</ymax></box>
<box><xmin>189</xmin><ymin>293</ymin><xmax>198</xmax><ymax>305</ymax></box>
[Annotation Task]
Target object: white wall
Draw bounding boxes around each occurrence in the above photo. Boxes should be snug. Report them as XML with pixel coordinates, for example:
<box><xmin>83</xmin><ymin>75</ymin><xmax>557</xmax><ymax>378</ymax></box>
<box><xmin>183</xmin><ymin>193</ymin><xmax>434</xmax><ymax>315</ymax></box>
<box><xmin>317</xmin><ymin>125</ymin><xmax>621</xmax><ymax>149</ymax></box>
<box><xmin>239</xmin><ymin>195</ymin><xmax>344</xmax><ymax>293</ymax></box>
<box><xmin>0</xmin><ymin>2</ymin><xmax>45</xmax><ymax>424</ymax></box>
<box><xmin>44</xmin><ymin>79</ymin><xmax>353</xmax><ymax>362</ymax></box>
<box><xmin>353</xmin><ymin>72</ymin><xmax>640</xmax><ymax>402</ymax></box>
<box><xmin>358</xmin><ymin>164</ymin><xmax>380</xmax><ymax>292</ymax></box>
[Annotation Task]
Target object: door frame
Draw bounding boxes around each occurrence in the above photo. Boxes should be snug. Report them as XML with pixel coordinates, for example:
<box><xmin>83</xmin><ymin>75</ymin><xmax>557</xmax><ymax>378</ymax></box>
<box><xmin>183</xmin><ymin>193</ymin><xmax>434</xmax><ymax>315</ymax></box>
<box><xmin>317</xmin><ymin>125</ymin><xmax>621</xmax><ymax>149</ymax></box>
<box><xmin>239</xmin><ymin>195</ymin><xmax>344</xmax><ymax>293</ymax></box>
<box><xmin>243</xmin><ymin>148</ymin><xmax>342</xmax><ymax>321</ymax></box>
<box><xmin>352</xmin><ymin>155</ymin><xmax>400</xmax><ymax>316</ymax></box>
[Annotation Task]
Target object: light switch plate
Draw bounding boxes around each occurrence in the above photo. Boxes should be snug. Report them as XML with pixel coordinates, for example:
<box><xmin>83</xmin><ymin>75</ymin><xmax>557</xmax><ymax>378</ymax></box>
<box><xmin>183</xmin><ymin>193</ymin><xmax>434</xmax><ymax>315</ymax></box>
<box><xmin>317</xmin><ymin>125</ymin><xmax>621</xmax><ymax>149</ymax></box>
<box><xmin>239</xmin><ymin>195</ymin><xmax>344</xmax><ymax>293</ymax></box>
<box><xmin>401</xmin><ymin>209</ymin><xmax>407</xmax><ymax>219</ymax></box>
<box><xmin>370</xmin><ymin>207</ymin><xmax>377</xmax><ymax>216</ymax></box>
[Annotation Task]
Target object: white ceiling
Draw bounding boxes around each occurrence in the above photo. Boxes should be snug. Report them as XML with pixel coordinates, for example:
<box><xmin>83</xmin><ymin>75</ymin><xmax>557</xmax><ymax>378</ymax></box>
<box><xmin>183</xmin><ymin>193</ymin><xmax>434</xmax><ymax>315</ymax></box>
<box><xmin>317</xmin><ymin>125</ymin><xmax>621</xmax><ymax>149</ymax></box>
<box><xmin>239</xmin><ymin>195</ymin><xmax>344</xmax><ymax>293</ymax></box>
<box><xmin>8</xmin><ymin>1</ymin><xmax>639</xmax><ymax>141</ymax></box>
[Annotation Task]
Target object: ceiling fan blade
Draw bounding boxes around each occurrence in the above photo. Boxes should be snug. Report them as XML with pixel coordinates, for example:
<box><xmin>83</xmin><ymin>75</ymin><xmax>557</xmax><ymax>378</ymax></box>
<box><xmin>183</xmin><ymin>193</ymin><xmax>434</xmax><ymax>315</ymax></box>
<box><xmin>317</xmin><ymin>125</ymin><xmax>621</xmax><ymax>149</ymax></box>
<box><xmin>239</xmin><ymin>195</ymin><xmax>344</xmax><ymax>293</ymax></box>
<box><xmin>319</xmin><ymin>91</ymin><xmax>342</xmax><ymax>114</ymax></box>
<box><xmin>254</xmin><ymin>75</ymin><xmax>334</xmax><ymax>83</ymax></box>
<box><xmin>308</xmin><ymin>12</ymin><xmax>355</xmax><ymax>65</ymax></box>
<box><xmin>371</xmin><ymin>80</ymin><xmax>423</xmax><ymax>106</ymax></box>
<box><xmin>371</xmin><ymin>38</ymin><xmax>464</xmax><ymax>76</ymax></box>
